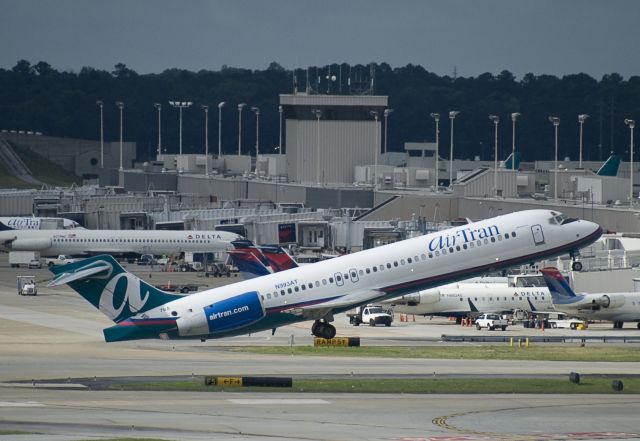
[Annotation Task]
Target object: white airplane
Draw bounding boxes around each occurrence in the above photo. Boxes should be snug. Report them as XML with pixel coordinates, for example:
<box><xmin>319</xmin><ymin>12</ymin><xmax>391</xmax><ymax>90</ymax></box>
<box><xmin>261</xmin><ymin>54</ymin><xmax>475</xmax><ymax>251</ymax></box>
<box><xmin>0</xmin><ymin>228</ymin><xmax>241</xmax><ymax>258</ymax></box>
<box><xmin>386</xmin><ymin>278</ymin><xmax>553</xmax><ymax>319</ymax></box>
<box><xmin>0</xmin><ymin>216</ymin><xmax>83</xmax><ymax>230</ymax></box>
<box><xmin>47</xmin><ymin>209</ymin><xmax>601</xmax><ymax>341</ymax></box>
<box><xmin>540</xmin><ymin>267</ymin><xmax>640</xmax><ymax>329</ymax></box>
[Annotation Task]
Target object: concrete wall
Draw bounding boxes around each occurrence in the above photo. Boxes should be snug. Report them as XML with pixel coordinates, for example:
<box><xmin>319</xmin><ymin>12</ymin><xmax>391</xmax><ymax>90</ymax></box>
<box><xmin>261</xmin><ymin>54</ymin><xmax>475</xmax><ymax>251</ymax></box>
<box><xmin>0</xmin><ymin>132</ymin><xmax>135</xmax><ymax>177</ymax></box>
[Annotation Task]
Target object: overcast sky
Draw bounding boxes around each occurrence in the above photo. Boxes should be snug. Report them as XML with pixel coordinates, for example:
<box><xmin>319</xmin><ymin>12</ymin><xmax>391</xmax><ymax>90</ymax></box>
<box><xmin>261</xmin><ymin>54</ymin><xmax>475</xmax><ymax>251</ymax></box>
<box><xmin>2</xmin><ymin>0</ymin><xmax>638</xmax><ymax>79</ymax></box>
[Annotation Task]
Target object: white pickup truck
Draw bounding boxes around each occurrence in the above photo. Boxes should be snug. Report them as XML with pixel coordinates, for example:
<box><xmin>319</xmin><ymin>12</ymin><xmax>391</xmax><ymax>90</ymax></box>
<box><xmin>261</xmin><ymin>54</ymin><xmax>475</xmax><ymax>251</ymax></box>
<box><xmin>348</xmin><ymin>305</ymin><xmax>393</xmax><ymax>327</ymax></box>
<box><xmin>45</xmin><ymin>255</ymin><xmax>78</xmax><ymax>267</ymax></box>
<box><xmin>475</xmin><ymin>313</ymin><xmax>509</xmax><ymax>331</ymax></box>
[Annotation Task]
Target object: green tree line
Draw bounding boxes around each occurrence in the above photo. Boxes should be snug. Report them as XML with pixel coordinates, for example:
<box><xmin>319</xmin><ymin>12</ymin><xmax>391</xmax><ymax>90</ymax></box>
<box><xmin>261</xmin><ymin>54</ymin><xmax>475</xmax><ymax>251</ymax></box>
<box><xmin>1</xmin><ymin>60</ymin><xmax>639</xmax><ymax>164</ymax></box>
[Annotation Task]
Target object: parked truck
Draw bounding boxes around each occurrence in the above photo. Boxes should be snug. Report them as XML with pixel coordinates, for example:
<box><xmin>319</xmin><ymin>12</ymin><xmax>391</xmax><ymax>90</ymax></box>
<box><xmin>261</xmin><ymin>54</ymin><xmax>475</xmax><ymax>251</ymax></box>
<box><xmin>45</xmin><ymin>255</ymin><xmax>78</xmax><ymax>267</ymax></box>
<box><xmin>347</xmin><ymin>305</ymin><xmax>393</xmax><ymax>327</ymax></box>
<box><xmin>475</xmin><ymin>313</ymin><xmax>509</xmax><ymax>331</ymax></box>
<box><xmin>9</xmin><ymin>251</ymin><xmax>41</xmax><ymax>268</ymax></box>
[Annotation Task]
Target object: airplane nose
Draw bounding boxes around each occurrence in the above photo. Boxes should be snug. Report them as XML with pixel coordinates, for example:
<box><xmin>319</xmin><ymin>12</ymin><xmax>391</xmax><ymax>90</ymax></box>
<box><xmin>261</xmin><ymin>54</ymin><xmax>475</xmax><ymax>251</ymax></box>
<box><xmin>583</xmin><ymin>221</ymin><xmax>603</xmax><ymax>241</ymax></box>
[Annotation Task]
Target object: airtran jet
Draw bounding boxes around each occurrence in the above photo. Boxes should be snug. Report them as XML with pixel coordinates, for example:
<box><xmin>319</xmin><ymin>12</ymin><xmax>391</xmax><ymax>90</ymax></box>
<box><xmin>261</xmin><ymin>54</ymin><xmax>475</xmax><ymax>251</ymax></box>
<box><xmin>48</xmin><ymin>210</ymin><xmax>601</xmax><ymax>341</ymax></box>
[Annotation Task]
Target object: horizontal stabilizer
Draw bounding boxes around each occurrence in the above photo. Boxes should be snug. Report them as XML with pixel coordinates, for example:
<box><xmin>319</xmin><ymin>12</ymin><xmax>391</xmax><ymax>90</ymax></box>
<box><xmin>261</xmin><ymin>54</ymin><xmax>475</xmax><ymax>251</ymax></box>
<box><xmin>48</xmin><ymin>261</ymin><xmax>111</xmax><ymax>287</ymax></box>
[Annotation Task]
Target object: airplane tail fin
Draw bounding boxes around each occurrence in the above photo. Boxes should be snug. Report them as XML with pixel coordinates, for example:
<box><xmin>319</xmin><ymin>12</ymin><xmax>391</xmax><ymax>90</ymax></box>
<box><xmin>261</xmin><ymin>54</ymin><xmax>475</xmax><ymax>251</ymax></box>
<box><xmin>48</xmin><ymin>254</ymin><xmax>182</xmax><ymax>323</ymax></box>
<box><xmin>504</xmin><ymin>152</ymin><xmax>521</xmax><ymax>170</ymax></box>
<box><xmin>259</xmin><ymin>245</ymin><xmax>298</xmax><ymax>271</ymax></box>
<box><xmin>596</xmin><ymin>154</ymin><xmax>621</xmax><ymax>176</ymax></box>
<box><xmin>539</xmin><ymin>267</ymin><xmax>577</xmax><ymax>303</ymax></box>
<box><xmin>227</xmin><ymin>249</ymin><xmax>273</xmax><ymax>279</ymax></box>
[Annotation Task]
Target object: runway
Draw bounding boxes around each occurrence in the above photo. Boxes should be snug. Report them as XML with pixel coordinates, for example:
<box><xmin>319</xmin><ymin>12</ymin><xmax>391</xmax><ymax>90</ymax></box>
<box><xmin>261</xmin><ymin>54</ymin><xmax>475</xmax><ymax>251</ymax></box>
<box><xmin>1</xmin><ymin>261</ymin><xmax>639</xmax><ymax>440</ymax></box>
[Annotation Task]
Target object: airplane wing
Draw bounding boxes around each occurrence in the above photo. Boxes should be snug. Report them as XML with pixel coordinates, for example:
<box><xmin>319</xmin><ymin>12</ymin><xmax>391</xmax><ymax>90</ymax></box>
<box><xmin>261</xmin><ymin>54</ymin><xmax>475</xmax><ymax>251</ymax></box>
<box><xmin>283</xmin><ymin>289</ymin><xmax>386</xmax><ymax>320</ymax></box>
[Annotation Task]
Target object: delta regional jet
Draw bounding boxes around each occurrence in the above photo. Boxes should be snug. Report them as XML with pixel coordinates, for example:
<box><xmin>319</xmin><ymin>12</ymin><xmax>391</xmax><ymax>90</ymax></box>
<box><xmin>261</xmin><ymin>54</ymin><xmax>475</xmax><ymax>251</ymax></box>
<box><xmin>48</xmin><ymin>210</ymin><xmax>601</xmax><ymax>341</ymax></box>
<box><xmin>541</xmin><ymin>267</ymin><xmax>640</xmax><ymax>329</ymax></box>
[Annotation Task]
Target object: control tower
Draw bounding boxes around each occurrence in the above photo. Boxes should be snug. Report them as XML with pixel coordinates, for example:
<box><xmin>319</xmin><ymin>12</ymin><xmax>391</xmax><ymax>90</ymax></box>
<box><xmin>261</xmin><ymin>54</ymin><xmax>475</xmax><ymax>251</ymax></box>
<box><xmin>280</xmin><ymin>93</ymin><xmax>388</xmax><ymax>185</ymax></box>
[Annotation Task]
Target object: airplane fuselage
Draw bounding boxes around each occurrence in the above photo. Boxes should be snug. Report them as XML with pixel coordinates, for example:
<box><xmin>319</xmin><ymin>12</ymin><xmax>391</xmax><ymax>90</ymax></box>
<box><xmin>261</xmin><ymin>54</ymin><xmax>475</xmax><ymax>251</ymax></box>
<box><xmin>389</xmin><ymin>284</ymin><xmax>552</xmax><ymax>316</ymax></box>
<box><xmin>136</xmin><ymin>209</ymin><xmax>601</xmax><ymax>340</ymax></box>
<box><xmin>0</xmin><ymin>229</ymin><xmax>239</xmax><ymax>257</ymax></box>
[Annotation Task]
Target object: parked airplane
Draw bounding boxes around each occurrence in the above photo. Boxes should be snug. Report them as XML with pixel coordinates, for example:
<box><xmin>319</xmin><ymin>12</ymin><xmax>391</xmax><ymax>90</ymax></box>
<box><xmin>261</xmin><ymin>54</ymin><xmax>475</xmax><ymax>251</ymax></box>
<box><xmin>540</xmin><ymin>267</ymin><xmax>640</xmax><ymax>329</ymax></box>
<box><xmin>228</xmin><ymin>239</ymin><xmax>298</xmax><ymax>279</ymax></box>
<box><xmin>0</xmin><ymin>216</ymin><xmax>83</xmax><ymax>231</ymax></box>
<box><xmin>386</xmin><ymin>277</ymin><xmax>552</xmax><ymax>318</ymax></box>
<box><xmin>48</xmin><ymin>210</ymin><xmax>601</xmax><ymax>342</ymax></box>
<box><xmin>0</xmin><ymin>229</ymin><xmax>241</xmax><ymax>258</ymax></box>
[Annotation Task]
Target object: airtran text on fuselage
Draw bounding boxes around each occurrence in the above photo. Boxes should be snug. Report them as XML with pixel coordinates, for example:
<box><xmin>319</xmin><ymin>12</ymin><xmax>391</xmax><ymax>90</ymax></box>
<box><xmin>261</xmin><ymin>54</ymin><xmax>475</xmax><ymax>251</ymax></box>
<box><xmin>428</xmin><ymin>224</ymin><xmax>500</xmax><ymax>252</ymax></box>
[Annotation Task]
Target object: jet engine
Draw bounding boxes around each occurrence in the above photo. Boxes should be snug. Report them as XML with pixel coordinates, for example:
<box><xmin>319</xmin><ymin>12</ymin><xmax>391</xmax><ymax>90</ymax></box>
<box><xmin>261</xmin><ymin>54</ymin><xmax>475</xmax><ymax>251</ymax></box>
<box><xmin>6</xmin><ymin>238</ymin><xmax>52</xmax><ymax>251</ymax></box>
<box><xmin>599</xmin><ymin>294</ymin><xmax>625</xmax><ymax>309</ymax></box>
<box><xmin>177</xmin><ymin>291</ymin><xmax>265</xmax><ymax>337</ymax></box>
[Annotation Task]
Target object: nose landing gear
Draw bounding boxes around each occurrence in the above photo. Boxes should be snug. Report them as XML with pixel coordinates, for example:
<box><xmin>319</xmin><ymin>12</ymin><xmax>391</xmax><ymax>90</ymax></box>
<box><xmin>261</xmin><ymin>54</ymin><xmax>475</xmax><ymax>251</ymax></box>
<box><xmin>311</xmin><ymin>320</ymin><xmax>337</xmax><ymax>339</ymax></box>
<box><xmin>569</xmin><ymin>251</ymin><xmax>583</xmax><ymax>271</ymax></box>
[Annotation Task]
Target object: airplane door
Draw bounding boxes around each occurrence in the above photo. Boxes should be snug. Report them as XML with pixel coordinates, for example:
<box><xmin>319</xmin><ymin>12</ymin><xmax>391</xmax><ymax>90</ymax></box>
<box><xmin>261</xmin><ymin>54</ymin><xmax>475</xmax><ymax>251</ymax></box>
<box><xmin>349</xmin><ymin>268</ymin><xmax>359</xmax><ymax>283</ymax></box>
<box><xmin>334</xmin><ymin>272</ymin><xmax>344</xmax><ymax>287</ymax></box>
<box><xmin>531</xmin><ymin>224</ymin><xmax>545</xmax><ymax>245</ymax></box>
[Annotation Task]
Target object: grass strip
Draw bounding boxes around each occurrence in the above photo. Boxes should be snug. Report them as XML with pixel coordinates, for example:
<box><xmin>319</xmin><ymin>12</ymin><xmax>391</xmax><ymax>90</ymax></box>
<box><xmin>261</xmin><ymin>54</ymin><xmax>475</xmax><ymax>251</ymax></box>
<box><xmin>11</xmin><ymin>143</ymin><xmax>82</xmax><ymax>187</ymax></box>
<box><xmin>0</xmin><ymin>430</ymin><xmax>35</xmax><ymax>435</ymax></box>
<box><xmin>231</xmin><ymin>345</ymin><xmax>640</xmax><ymax>362</ymax></box>
<box><xmin>111</xmin><ymin>377</ymin><xmax>640</xmax><ymax>394</ymax></box>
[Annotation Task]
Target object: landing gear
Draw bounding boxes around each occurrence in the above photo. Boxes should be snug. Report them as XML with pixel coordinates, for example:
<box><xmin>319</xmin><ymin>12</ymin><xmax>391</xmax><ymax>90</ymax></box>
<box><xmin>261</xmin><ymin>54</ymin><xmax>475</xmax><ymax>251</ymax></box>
<box><xmin>613</xmin><ymin>321</ymin><xmax>624</xmax><ymax>329</ymax></box>
<box><xmin>311</xmin><ymin>320</ymin><xmax>336</xmax><ymax>339</ymax></box>
<box><xmin>570</xmin><ymin>251</ymin><xmax>583</xmax><ymax>272</ymax></box>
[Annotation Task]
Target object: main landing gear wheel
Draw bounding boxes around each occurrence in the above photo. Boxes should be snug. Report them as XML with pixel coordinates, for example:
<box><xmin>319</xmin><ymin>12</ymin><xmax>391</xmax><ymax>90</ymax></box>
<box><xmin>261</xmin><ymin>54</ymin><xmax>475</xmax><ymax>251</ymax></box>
<box><xmin>312</xmin><ymin>321</ymin><xmax>336</xmax><ymax>339</ymax></box>
<box><xmin>571</xmin><ymin>261</ymin><xmax>583</xmax><ymax>271</ymax></box>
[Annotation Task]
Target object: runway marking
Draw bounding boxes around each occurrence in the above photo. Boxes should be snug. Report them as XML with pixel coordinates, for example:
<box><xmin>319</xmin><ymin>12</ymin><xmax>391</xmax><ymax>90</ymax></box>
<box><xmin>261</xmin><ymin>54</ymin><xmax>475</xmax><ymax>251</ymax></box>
<box><xmin>228</xmin><ymin>399</ymin><xmax>329</xmax><ymax>405</ymax></box>
<box><xmin>0</xmin><ymin>401</ymin><xmax>43</xmax><ymax>407</ymax></box>
<box><xmin>0</xmin><ymin>382</ymin><xmax>87</xmax><ymax>389</ymax></box>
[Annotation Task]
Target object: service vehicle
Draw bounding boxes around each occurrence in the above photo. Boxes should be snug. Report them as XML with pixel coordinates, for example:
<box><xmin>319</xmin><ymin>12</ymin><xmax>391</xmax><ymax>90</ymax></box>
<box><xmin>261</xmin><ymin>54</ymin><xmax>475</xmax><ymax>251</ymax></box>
<box><xmin>475</xmin><ymin>313</ymin><xmax>509</xmax><ymax>330</ymax></box>
<box><xmin>9</xmin><ymin>251</ymin><xmax>41</xmax><ymax>268</ymax></box>
<box><xmin>17</xmin><ymin>275</ymin><xmax>37</xmax><ymax>296</ymax></box>
<box><xmin>45</xmin><ymin>255</ymin><xmax>78</xmax><ymax>267</ymax></box>
<box><xmin>347</xmin><ymin>305</ymin><xmax>393</xmax><ymax>327</ymax></box>
<box><xmin>547</xmin><ymin>312</ymin><xmax>587</xmax><ymax>329</ymax></box>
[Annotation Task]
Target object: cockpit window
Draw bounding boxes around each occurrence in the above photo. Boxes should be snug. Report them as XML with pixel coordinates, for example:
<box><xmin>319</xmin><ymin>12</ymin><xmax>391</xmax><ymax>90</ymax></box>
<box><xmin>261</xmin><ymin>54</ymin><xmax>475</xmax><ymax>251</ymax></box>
<box><xmin>549</xmin><ymin>212</ymin><xmax>577</xmax><ymax>225</ymax></box>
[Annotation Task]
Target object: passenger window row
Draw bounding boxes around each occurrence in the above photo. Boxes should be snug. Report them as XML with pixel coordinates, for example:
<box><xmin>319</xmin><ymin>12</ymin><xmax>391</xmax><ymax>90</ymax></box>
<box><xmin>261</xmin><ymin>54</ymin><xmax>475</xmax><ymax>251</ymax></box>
<box><xmin>262</xmin><ymin>230</ymin><xmax>518</xmax><ymax>303</ymax></box>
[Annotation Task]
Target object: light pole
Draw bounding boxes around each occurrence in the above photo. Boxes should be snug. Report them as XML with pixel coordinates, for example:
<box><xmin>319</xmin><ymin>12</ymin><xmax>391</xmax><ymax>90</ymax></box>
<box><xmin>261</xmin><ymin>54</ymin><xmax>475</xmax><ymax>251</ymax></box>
<box><xmin>549</xmin><ymin>116</ymin><xmax>560</xmax><ymax>200</ymax></box>
<box><xmin>237</xmin><ymin>103</ymin><xmax>246</xmax><ymax>155</ymax></box>
<box><xmin>154</xmin><ymin>103</ymin><xmax>162</xmax><ymax>160</ymax></box>
<box><xmin>115</xmin><ymin>101</ymin><xmax>124</xmax><ymax>171</ymax></box>
<box><xmin>449</xmin><ymin>111</ymin><xmax>460</xmax><ymax>187</ymax></box>
<box><xmin>489</xmin><ymin>115</ymin><xmax>500</xmax><ymax>197</ymax></box>
<box><xmin>251</xmin><ymin>106</ymin><xmax>260</xmax><ymax>172</ymax></box>
<box><xmin>217</xmin><ymin>101</ymin><xmax>225</xmax><ymax>157</ymax></box>
<box><xmin>169</xmin><ymin>101</ymin><xmax>192</xmax><ymax>155</ymax></box>
<box><xmin>201</xmin><ymin>105</ymin><xmax>209</xmax><ymax>175</ymax></box>
<box><xmin>578</xmin><ymin>114</ymin><xmax>589</xmax><ymax>169</ymax></box>
<box><xmin>278</xmin><ymin>105</ymin><xmax>283</xmax><ymax>155</ymax></box>
<box><xmin>96</xmin><ymin>100</ymin><xmax>104</xmax><ymax>168</ymax></box>
<box><xmin>311</xmin><ymin>109</ymin><xmax>322</xmax><ymax>185</ymax></box>
<box><xmin>383</xmin><ymin>108</ymin><xmax>394</xmax><ymax>154</ymax></box>
<box><xmin>511</xmin><ymin>112</ymin><xmax>520</xmax><ymax>170</ymax></box>
<box><xmin>625</xmin><ymin>118</ymin><xmax>635</xmax><ymax>205</ymax></box>
<box><xmin>430</xmin><ymin>113</ymin><xmax>440</xmax><ymax>191</ymax></box>
<box><xmin>370</xmin><ymin>110</ymin><xmax>380</xmax><ymax>189</ymax></box>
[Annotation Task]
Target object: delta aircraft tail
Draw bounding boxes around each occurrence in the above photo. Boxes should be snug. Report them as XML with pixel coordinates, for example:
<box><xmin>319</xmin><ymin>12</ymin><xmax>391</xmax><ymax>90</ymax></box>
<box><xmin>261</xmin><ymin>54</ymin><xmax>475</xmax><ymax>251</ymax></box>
<box><xmin>48</xmin><ymin>255</ymin><xmax>182</xmax><ymax>341</ymax></box>
<box><xmin>229</xmin><ymin>240</ymin><xmax>298</xmax><ymax>279</ymax></box>
<box><xmin>539</xmin><ymin>267</ymin><xmax>578</xmax><ymax>304</ymax></box>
